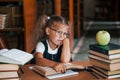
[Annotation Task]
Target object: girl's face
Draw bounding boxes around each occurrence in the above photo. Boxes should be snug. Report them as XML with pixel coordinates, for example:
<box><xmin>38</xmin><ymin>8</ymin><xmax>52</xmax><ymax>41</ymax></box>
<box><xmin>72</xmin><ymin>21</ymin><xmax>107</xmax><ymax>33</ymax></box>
<box><xmin>46</xmin><ymin>23</ymin><xmax>69</xmax><ymax>49</ymax></box>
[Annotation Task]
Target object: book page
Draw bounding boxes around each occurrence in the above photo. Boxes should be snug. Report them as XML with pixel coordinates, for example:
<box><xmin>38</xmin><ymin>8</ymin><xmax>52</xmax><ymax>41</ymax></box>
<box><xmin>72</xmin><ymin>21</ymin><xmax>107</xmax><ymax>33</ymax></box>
<box><xmin>32</xmin><ymin>63</ymin><xmax>84</xmax><ymax>76</ymax></box>
<box><xmin>0</xmin><ymin>55</ymin><xmax>20</xmax><ymax>64</ymax></box>
<box><xmin>47</xmin><ymin>70</ymin><xmax>78</xmax><ymax>79</ymax></box>
<box><xmin>64</xmin><ymin>63</ymin><xmax>84</xmax><ymax>69</ymax></box>
<box><xmin>0</xmin><ymin>49</ymin><xmax>33</xmax><ymax>65</ymax></box>
<box><xmin>0</xmin><ymin>49</ymin><xmax>9</xmax><ymax>54</ymax></box>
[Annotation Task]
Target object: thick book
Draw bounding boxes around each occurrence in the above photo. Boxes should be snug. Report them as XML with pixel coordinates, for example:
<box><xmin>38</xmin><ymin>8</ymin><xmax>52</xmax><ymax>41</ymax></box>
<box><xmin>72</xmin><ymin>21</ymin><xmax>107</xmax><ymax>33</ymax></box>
<box><xmin>89</xmin><ymin>54</ymin><xmax>120</xmax><ymax>63</ymax></box>
<box><xmin>0</xmin><ymin>64</ymin><xmax>19</xmax><ymax>71</ymax></box>
<box><xmin>93</xmin><ymin>66</ymin><xmax>120</xmax><ymax>76</ymax></box>
<box><xmin>89</xmin><ymin>50</ymin><xmax>120</xmax><ymax>60</ymax></box>
<box><xmin>89</xmin><ymin>58</ymin><xmax>120</xmax><ymax>71</ymax></box>
<box><xmin>31</xmin><ymin>63</ymin><xmax>84</xmax><ymax>76</ymax></box>
<box><xmin>0</xmin><ymin>71</ymin><xmax>20</xmax><ymax>80</ymax></box>
<box><xmin>92</xmin><ymin>66</ymin><xmax>120</xmax><ymax>79</ymax></box>
<box><xmin>89</xmin><ymin>43</ymin><xmax>120</xmax><ymax>55</ymax></box>
<box><xmin>0</xmin><ymin>48</ymin><xmax>33</xmax><ymax>65</ymax></box>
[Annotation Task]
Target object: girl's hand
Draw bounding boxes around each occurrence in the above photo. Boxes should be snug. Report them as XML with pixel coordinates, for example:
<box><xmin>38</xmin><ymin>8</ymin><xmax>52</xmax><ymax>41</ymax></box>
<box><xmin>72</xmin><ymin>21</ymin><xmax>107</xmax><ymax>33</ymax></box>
<box><xmin>62</xmin><ymin>38</ymin><xmax>70</xmax><ymax>47</ymax></box>
<box><xmin>52</xmin><ymin>63</ymin><xmax>67</xmax><ymax>73</ymax></box>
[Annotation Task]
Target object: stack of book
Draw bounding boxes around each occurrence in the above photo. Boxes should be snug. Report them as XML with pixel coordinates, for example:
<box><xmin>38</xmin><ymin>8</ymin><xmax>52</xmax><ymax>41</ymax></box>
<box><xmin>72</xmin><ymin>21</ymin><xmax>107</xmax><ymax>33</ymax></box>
<box><xmin>0</xmin><ymin>13</ymin><xmax>8</xmax><ymax>29</ymax></box>
<box><xmin>89</xmin><ymin>43</ymin><xmax>120</xmax><ymax>79</ymax></box>
<box><xmin>0</xmin><ymin>64</ymin><xmax>20</xmax><ymax>80</ymax></box>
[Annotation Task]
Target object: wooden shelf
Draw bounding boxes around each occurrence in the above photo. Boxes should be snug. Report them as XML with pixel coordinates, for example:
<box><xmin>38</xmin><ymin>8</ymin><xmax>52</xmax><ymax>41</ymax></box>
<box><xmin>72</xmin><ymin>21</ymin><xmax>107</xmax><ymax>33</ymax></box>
<box><xmin>0</xmin><ymin>0</ymin><xmax>37</xmax><ymax>52</ymax></box>
<box><xmin>0</xmin><ymin>0</ymin><xmax>22</xmax><ymax>2</ymax></box>
<box><xmin>0</xmin><ymin>27</ymin><xmax>24</xmax><ymax>32</ymax></box>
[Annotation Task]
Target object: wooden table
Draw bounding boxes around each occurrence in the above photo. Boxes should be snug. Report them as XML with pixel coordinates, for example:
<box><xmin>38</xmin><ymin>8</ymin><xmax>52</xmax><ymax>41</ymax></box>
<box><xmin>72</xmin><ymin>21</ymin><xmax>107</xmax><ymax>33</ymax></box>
<box><xmin>19</xmin><ymin>61</ymin><xmax>120</xmax><ymax>80</ymax></box>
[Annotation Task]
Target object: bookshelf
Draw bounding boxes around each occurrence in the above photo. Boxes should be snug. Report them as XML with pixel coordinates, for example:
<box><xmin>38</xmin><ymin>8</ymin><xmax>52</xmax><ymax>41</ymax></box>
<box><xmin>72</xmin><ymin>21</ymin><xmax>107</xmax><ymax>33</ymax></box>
<box><xmin>0</xmin><ymin>0</ymin><xmax>75</xmax><ymax>52</ymax></box>
<box><xmin>0</xmin><ymin>0</ymin><xmax>37</xmax><ymax>53</ymax></box>
<box><xmin>94</xmin><ymin>0</ymin><xmax>119</xmax><ymax>21</ymax></box>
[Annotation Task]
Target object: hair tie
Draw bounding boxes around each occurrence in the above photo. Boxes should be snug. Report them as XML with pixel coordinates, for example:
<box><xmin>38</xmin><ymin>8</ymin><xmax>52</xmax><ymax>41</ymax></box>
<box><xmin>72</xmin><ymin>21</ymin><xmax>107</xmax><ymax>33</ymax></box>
<box><xmin>47</xmin><ymin>16</ymin><xmax>50</xmax><ymax>20</ymax></box>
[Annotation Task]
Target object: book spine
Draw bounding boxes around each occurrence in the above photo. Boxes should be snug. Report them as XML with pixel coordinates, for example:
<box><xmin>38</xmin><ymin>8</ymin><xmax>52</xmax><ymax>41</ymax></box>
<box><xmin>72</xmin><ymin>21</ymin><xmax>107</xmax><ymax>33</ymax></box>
<box><xmin>89</xmin><ymin>45</ymin><xmax>109</xmax><ymax>55</ymax></box>
<box><xmin>89</xmin><ymin>50</ymin><xmax>109</xmax><ymax>59</ymax></box>
<box><xmin>89</xmin><ymin>58</ymin><xmax>110</xmax><ymax>70</ymax></box>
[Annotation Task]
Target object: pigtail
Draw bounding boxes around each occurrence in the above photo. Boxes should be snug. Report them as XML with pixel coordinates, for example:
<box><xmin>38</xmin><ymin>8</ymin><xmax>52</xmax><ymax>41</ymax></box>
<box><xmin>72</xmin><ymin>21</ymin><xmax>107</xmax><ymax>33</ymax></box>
<box><xmin>33</xmin><ymin>15</ymin><xmax>48</xmax><ymax>42</ymax></box>
<box><xmin>66</xmin><ymin>21</ymin><xmax>71</xmax><ymax>38</ymax></box>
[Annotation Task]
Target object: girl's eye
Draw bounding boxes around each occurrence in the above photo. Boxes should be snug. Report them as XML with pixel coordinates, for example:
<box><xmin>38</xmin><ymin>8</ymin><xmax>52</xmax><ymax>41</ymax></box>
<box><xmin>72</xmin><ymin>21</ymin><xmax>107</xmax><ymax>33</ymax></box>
<box><xmin>57</xmin><ymin>31</ymin><xmax>62</xmax><ymax>34</ymax></box>
<box><xmin>64</xmin><ymin>33</ymin><xmax>69</xmax><ymax>36</ymax></box>
<box><xmin>64</xmin><ymin>33</ymin><xmax>67</xmax><ymax>35</ymax></box>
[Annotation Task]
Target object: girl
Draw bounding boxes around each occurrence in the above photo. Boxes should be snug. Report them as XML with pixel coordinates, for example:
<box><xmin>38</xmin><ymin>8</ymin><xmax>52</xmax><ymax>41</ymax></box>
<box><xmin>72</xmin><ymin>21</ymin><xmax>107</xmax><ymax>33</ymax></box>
<box><xmin>34</xmin><ymin>15</ymin><xmax>71</xmax><ymax>73</ymax></box>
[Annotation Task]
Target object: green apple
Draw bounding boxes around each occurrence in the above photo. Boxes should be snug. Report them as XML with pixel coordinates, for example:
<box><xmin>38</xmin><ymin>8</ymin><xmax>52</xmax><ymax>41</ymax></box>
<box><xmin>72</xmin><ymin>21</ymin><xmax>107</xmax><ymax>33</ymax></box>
<box><xmin>96</xmin><ymin>30</ymin><xmax>110</xmax><ymax>45</ymax></box>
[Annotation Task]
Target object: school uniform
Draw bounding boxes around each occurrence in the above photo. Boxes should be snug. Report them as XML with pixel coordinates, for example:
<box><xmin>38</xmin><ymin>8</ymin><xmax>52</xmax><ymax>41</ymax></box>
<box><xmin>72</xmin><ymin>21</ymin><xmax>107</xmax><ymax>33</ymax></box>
<box><xmin>36</xmin><ymin>39</ymin><xmax>62</xmax><ymax>62</ymax></box>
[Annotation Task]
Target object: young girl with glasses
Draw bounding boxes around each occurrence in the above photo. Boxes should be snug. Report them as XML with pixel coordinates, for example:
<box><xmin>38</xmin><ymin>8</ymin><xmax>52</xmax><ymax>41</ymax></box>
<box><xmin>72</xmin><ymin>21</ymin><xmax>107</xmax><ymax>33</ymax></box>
<box><xmin>34</xmin><ymin>15</ymin><xmax>71</xmax><ymax>73</ymax></box>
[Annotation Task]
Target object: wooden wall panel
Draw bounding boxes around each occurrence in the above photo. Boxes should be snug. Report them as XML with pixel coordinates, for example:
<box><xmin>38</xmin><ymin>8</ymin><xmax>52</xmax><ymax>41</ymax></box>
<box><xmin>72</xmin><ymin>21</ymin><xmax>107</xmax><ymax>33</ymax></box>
<box><xmin>23</xmin><ymin>0</ymin><xmax>37</xmax><ymax>52</ymax></box>
<box><xmin>69</xmin><ymin>0</ymin><xmax>74</xmax><ymax>50</ymax></box>
<box><xmin>54</xmin><ymin>0</ymin><xmax>61</xmax><ymax>15</ymax></box>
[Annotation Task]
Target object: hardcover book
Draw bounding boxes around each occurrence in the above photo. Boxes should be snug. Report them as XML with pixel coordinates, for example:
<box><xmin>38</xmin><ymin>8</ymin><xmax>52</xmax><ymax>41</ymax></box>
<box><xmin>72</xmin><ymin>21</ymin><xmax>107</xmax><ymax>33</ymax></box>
<box><xmin>92</xmin><ymin>71</ymin><xmax>104</xmax><ymax>79</ymax></box>
<box><xmin>0</xmin><ymin>64</ymin><xmax>19</xmax><ymax>71</ymax></box>
<box><xmin>0</xmin><ymin>71</ymin><xmax>20</xmax><ymax>80</ymax></box>
<box><xmin>89</xmin><ymin>50</ymin><xmax>120</xmax><ymax>60</ymax></box>
<box><xmin>89</xmin><ymin>54</ymin><xmax>120</xmax><ymax>63</ymax></box>
<box><xmin>89</xmin><ymin>43</ymin><xmax>120</xmax><ymax>55</ymax></box>
<box><xmin>0</xmin><ymin>48</ymin><xmax>33</xmax><ymax>65</ymax></box>
<box><xmin>92</xmin><ymin>66</ymin><xmax>120</xmax><ymax>79</ymax></box>
<box><xmin>89</xmin><ymin>58</ymin><xmax>120</xmax><ymax>71</ymax></box>
<box><xmin>93</xmin><ymin>66</ymin><xmax>120</xmax><ymax>76</ymax></box>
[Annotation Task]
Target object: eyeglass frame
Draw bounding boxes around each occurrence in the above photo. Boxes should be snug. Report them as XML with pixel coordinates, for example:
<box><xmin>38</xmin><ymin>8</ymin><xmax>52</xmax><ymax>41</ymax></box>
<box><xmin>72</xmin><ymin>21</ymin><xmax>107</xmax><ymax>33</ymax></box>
<box><xmin>49</xmin><ymin>27</ymin><xmax>69</xmax><ymax>38</ymax></box>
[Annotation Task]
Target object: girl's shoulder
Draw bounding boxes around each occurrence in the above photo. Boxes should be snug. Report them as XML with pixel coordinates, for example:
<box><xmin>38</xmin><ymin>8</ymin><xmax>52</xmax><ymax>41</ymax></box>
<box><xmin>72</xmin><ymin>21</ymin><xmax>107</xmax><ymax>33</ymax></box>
<box><xmin>37</xmin><ymin>41</ymin><xmax>45</xmax><ymax>47</ymax></box>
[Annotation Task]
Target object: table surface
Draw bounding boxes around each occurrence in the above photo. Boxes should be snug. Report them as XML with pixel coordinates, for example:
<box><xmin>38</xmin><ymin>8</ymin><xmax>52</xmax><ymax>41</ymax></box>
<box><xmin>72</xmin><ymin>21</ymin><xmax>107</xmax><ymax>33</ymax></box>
<box><xmin>19</xmin><ymin>61</ymin><xmax>120</xmax><ymax>80</ymax></box>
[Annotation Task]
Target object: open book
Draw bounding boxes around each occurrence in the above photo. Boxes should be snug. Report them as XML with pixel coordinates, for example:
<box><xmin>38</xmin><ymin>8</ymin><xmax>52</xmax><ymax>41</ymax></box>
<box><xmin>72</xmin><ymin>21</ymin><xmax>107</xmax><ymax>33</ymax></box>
<box><xmin>31</xmin><ymin>63</ymin><xmax>87</xmax><ymax>76</ymax></box>
<box><xmin>0</xmin><ymin>48</ymin><xmax>33</xmax><ymax>65</ymax></box>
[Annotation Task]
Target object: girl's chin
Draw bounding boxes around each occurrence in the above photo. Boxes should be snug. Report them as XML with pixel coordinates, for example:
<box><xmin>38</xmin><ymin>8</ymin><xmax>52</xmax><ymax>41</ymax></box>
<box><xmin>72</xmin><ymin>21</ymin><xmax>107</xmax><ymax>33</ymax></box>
<box><xmin>55</xmin><ymin>43</ymin><xmax>61</xmax><ymax>46</ymax></box>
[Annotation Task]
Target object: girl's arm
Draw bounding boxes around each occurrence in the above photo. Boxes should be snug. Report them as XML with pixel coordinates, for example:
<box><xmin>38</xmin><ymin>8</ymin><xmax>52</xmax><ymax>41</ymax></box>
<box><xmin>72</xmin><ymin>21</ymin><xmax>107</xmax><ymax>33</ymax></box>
<box><xmin>35</xmin><ymin>52</ymin><xmax>57</xmax><ymax>67</ymax></box>
<box><xmin>35</xmin><ymin>52</ymin><xmax>67</xmax><ymax>73</ymax></box>
<box><xmin>60</xmin><ymin>38</ymin><xmax>71</xmax><ymax>63</ymax></box>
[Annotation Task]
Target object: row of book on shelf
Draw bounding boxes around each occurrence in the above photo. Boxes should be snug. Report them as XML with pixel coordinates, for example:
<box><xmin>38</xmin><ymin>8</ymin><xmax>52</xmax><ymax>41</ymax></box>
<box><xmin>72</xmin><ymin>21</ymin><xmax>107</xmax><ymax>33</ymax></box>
<box><xmin>0</xmin><ymin>48</ymin><xmax>33</xmax><ymax>80</ymax></box>
<box><xmin>89</xmin><ymin>43</ymin><xmax>120</xmax><ymax>79</ymax></box>
<box><xmin>0</xmin><ymin>13</ymin><xmax>9</xmax><ymax>29</ymax></box>
<box><xmin>0</xmin><ymin>6</ymin><xmax>23</xmax><ymax>29</ymax></box>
